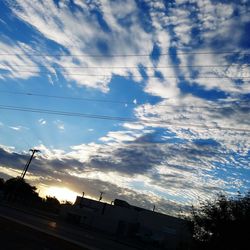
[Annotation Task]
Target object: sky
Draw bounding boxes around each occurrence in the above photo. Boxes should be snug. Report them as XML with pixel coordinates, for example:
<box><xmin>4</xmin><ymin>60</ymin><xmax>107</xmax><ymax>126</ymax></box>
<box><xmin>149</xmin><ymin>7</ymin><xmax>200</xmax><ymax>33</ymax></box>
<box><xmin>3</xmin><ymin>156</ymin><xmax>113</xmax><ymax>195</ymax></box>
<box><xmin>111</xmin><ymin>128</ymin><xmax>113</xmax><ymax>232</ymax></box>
<box><xmin>0</xmin><ymin>0</ymin><xmax>249</xmax><ymax>215</ymax></box>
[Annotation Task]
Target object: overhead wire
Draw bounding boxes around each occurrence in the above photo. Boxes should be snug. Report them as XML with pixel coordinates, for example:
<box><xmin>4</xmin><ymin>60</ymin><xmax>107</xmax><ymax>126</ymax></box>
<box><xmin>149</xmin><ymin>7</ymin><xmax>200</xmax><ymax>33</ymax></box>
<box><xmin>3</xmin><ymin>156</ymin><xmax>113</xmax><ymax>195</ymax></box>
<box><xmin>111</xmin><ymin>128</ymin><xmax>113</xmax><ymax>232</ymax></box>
<box><xmin>0</xmin><ymin>70</ymin><xmax>249</xmax><ymax>79</ymax></box>
<box><xmin>0</xmin><ymin>50</ymin><xmax>250</xmax><ymax>58</ymax></box>
<box><xmin>0</xmin><ymin>7</ymin><xmax>249</xmax><ymax>149</ymax></box>
<box><xmin>0</xmin><ymin>90</ymin><xmax>249</xmax><ymax>110</ymax></box>
<box><xmin>1</xmin><ymin>64</ymin><xmax>249</xmax><ymax>69</ymax></box>
<box><xmin>0</xmin><ymin>104</ymin><xmax>249</xmax><ymax>133</ymax></box>
<box><xmin>0</xmin><ymin>90</ymin><xmax>132</xmax><ymax>105</ymax></box>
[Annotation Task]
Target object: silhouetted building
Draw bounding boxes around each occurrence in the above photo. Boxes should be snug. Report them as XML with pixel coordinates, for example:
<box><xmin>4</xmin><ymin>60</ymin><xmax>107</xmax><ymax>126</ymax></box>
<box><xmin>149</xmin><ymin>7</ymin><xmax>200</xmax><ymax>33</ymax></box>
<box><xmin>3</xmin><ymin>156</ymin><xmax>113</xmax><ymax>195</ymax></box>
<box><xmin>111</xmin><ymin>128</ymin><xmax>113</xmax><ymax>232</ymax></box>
<box><xmin>0</xmin><ymin>190</ymin><xmax>3</xmax><ymax>200</ymax></box>
<box><xmin>61</xmin><ymin>196</ymin><xmax>191</xmax><ymax>249</ymax></box>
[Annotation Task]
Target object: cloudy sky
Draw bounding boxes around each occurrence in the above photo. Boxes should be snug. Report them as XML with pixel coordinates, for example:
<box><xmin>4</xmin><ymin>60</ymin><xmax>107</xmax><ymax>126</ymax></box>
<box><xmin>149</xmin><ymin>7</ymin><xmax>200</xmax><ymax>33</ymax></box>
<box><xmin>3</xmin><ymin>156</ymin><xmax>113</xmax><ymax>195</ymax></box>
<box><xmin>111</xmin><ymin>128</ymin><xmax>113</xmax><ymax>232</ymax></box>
<box><xmin>0</xmin><ymin>0</ymin><xmax>249</xmax><ymax>215</ymax></box>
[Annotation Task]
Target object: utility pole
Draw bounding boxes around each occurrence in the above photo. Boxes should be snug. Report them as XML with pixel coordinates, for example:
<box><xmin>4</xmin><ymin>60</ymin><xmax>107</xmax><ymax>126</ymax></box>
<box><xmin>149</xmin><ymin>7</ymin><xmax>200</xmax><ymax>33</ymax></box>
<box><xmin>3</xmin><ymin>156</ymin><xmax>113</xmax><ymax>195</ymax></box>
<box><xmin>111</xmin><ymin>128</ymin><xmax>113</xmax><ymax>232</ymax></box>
<box><xmin>21</xmin><ymin>149</ymin><xmax>40</xmax><ymax>179</ymax></box>
<box><xmin>99</xmin><ymin>191</ymin><xmax>104</xmax><ymax>201</ymax></box>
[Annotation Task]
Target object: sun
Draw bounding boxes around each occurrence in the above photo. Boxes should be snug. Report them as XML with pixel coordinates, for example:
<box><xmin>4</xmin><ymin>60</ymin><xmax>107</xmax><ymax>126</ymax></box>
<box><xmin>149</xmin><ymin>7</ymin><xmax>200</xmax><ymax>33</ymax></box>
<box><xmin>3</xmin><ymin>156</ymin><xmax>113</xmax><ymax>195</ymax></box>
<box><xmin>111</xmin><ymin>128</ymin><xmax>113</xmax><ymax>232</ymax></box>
<box><xmin>41</xmin><ymin>186</ymin><xmax>80</xmax><ymax>203</ymax></box>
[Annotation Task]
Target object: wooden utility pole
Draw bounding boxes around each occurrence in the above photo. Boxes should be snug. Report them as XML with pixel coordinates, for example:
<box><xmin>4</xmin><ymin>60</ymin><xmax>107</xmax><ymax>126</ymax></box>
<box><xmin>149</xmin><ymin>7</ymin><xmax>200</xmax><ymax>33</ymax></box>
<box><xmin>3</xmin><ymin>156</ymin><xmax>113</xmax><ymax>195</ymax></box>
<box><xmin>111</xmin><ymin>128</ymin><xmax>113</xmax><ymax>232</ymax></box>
<box><xmin>99</xmin><ymin>191</ymin><xmax>104</xmax><ymax>201</ymax></box>
<box><xmin>21</xmin><ymin>149</ymin><xmax>40</xmax><ymax>179</ymax></box>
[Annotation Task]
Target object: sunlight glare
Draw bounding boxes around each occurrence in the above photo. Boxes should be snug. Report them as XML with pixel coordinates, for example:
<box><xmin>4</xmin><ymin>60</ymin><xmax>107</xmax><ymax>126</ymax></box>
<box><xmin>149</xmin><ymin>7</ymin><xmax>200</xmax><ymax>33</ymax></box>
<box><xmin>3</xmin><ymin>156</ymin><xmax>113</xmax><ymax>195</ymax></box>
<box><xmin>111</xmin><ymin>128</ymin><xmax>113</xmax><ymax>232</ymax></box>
<box><xmin>43</xmin><ymin>186</ymin><xmax>79</xmax><ymax>203</ymax></box>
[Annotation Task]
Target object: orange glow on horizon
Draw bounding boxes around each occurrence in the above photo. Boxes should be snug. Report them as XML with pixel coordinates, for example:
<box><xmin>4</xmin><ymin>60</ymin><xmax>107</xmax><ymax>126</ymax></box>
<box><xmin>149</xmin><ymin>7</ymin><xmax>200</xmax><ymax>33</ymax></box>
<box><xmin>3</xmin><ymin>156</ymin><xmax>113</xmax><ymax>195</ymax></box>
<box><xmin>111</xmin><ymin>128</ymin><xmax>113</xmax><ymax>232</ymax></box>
<box><xmin>40</xmin><ymin>186</ymin><xmax>80</xmax><ymax>203</ymax></box>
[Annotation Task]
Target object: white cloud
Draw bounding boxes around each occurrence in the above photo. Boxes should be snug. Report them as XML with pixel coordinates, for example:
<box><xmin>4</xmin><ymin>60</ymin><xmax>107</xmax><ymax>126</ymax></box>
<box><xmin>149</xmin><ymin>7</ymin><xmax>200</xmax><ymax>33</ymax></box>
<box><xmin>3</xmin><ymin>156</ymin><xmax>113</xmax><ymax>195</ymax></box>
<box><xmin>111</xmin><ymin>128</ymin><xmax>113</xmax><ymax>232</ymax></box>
<box><xmin>47</xmin><ymin>74</ymin><xmax>54</xmax><ymax>85</ymax></box>
<box><xmin>9</xmin><ymin>126</ymin><xmax>21</xmax><ymax>131</ymax></box>
<box><xmin>54</xmin><ymin>120</ymin><xmax>65</xmax><ymax>131</ymax></box>
<box><xmin>35</xmin><ymin>144</ymin><xmax>65</xmax><ymax>160</ymax></box>
<box><xmin>0</xmin><ymin>39</ymin><xmax>40</xmax><ymax>80</ymax></box>
<box><xmin>38</xmin><ymin>118</ymin><xmax>46</xmax><ymax>125</ymax></box>
<box><xmin>123</xmin><ymin>122</ymin><xmax>144</xmax><ymax>130</ymax></box>
<box><xmin>3</xmin><ymin>0</ymin><xmax>155</xmax><ymax>92</ymax></box>
<box><xmin>3</xmin><ymin>0</ymin><xmax>248</xmax><ymax>97</ymax></box>
<box><xmin>134</xmin><ymin>93</ymin><xmax>250</xmax><ymax>144</ymax></box>
<box><xmin>0</xmin><ymin>125</ymin><xmax>249</xmax><ymax>214</ymax></box>
<box><xmin>9</xmin><ymin>125</ymin><xmax>28</xmax><ymax>131</ymax></box>
<box><xmin>99</xmin><ymin>130</ymin><xmax>141</xmax><ymax>142</ymax></box>
<box><xmin>0</xmin><ymin>144</ymin><xmax>15</xmax><ymax>153</ymax></box>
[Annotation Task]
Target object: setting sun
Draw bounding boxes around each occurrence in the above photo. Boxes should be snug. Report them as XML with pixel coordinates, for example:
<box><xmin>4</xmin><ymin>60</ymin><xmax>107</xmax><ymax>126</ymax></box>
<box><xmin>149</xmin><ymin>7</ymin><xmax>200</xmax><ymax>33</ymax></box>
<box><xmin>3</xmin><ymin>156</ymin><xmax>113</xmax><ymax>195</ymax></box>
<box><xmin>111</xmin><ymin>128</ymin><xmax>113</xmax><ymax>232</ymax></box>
<box><xmin>42</xmin><ymin>186</ymin><xmax>80</xmax><ymax>203</ymax></box>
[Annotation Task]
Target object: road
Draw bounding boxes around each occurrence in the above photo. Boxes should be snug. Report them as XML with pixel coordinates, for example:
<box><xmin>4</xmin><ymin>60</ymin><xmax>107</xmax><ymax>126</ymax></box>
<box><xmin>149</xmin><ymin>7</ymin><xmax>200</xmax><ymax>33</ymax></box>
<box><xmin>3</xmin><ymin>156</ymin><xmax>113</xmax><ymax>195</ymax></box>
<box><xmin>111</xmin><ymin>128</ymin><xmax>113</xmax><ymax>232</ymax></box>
<box><xmin>0</xmin><ymin>216</ymin><xmax>85</xmax><ymax>250</ymax></box>
<box><xmin>0</xmin><ymin>204</ymin><xmax>140</xmax><ymax>250</ymax></box>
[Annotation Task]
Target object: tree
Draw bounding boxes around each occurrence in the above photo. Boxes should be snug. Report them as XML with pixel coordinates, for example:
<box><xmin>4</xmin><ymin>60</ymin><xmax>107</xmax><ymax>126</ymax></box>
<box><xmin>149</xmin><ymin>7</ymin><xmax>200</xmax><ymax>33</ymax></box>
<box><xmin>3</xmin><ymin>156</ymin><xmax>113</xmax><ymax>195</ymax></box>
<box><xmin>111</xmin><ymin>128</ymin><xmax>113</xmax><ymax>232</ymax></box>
<box><xmin>62</xmin><ymin>200</ymin><xmax>73</xmax><ymax>206</ymax></box>
<box><xmin>3</xmin><ymin>177</ymin><xmax>38</xmax><ymax>202</ymax></box>
<box><xmin>191</xmin><ymin>192</ymin><xmax>250</xmax><ymax>250</ymax></box>
<box><xmin>43</xmin><ymin>196</ymin><xmax>60</xmax><ymax>213</ymax></box>
<box><xmin>45</xmin><ymin>196</ymin><xmax>60</xmax><ymax>206</ymax></box>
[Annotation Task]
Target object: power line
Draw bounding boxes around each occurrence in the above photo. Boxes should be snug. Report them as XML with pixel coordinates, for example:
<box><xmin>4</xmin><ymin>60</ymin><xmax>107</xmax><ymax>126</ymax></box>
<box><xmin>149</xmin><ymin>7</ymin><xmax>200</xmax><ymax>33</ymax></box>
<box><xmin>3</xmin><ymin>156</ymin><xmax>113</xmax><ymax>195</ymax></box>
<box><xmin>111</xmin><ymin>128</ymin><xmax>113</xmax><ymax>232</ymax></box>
<box><xmin>1</xmin><ymin>70</ymin><xmax>249</xmax><ymax>79</ymax></box>
<box><xmin>0</xmin><ymin>104</ymin><xmax>249</xmax><ymax>132</ymax></box>
<box><xmin>0</xmin><ymin>90</ymin><xmax>133</xmax><ymax>105</ymax></box>
<box><xmin>0</xmin><ymin>50</ymin><xmax>249</xmax><ymax>58</ymax></box>
<box><xmin>0</xmin><ymin>104</ymin><xmax>134</xmax><ymax>121</ymax></box>
<box><xmin>0</xmin><ymin>90</ymin><xmax>249</xmax><ymax>109</ymax></box>
<box><xmin>1</xmin><ymin>64</ymin><xmax>249</xmax><ymax>69</ymax></box>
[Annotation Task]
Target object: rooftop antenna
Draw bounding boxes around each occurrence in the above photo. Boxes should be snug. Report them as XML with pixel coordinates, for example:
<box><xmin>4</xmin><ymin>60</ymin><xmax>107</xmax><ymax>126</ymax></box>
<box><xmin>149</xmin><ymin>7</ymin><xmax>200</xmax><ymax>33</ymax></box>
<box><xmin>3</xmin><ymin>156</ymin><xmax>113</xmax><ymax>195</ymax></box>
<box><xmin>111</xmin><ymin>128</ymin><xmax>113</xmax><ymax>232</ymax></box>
<box><xmin>99</xmin><ymin>191</ymin><xmax>104</xmax><ymax>201</ymax></box>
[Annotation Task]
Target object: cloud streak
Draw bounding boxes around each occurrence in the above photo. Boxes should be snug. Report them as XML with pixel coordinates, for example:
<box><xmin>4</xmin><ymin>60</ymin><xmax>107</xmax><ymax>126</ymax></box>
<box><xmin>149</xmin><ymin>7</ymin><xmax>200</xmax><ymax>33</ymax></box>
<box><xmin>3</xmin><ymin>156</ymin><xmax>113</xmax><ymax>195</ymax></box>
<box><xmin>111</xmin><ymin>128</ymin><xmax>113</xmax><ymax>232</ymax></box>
<box><xmin>0</xmin><ymin>127</ymin><xmax>249</xmax><ymax>214</ymax></box>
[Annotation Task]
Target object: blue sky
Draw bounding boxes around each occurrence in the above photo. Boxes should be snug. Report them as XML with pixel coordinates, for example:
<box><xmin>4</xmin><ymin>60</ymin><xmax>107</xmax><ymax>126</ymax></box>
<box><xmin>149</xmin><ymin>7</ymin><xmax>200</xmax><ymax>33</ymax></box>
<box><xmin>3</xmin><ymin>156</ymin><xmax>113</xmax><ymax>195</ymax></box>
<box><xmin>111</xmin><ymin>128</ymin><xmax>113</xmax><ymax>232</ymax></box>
<box><xmin>0</xmin><ymin>0</ymin><xmax>249</xmax><ymax>215</ymax></box>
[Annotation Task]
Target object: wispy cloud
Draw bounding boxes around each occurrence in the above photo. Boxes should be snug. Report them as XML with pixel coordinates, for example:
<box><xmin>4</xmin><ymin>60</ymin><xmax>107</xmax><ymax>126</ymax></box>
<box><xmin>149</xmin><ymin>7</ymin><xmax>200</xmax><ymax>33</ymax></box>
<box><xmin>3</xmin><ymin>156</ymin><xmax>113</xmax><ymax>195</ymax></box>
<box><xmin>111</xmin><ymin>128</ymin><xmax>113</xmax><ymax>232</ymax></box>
<box><xmin>3</xmin><ymin>0</ymin><xmax>249</xmax><ymax>97</ymax></box>
<box><xmin>38</xmin><ymin>118</ymin><xmax>46</xmax><ymax>125</ymax></box>
<box><xmin>9</xmin><ymin>125</ymin><xmax>28</xmax><ymax>131</ymax></box>
<box><xmin>0</xmin><ymin>128</ymin><xmax>249</xmax><ymax>214</ymax></box>
<box><xmin>0</xmin><ymin>39</ymin><xmax>40</xmax><ymax>80</ymax></box>
<box><xmin>54</xmin><ymin>120</ymin><xmax>65</xmax><ymax>131</ymax></box>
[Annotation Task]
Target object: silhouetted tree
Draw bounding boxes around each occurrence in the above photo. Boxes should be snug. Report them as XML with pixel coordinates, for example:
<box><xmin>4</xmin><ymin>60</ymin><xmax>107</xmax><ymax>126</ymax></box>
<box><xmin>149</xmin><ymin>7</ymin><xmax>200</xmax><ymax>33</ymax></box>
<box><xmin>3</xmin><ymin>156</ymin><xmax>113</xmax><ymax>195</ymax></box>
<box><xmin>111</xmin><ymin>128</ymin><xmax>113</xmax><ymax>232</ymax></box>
<box><xmin>43</xmin><ymin>196</ymin><xmax>60</xmax><ymax>213</ymax></box>
<box><xmin>45</xmin><ymin>196</ymin><xmax>60</xmax><ymax>206</ymax></box>
<box><xmin>2</xmin><ymin>177</ymin><xmax>63</xmax><ymax>214</ymax></box>
<box><xmin>62</xmin><ymin>200</ymin><xmax>73</xmax><ymax>205</ymax></box>
<box><xmin>191</xmin><ymin>192</ymin><xmax>250</xmax><ymax>250</ymax></box>
<box><xmin>3</xmin><ymin>177</ymin><xmax>38</xmax><ymax>203</ymax></box>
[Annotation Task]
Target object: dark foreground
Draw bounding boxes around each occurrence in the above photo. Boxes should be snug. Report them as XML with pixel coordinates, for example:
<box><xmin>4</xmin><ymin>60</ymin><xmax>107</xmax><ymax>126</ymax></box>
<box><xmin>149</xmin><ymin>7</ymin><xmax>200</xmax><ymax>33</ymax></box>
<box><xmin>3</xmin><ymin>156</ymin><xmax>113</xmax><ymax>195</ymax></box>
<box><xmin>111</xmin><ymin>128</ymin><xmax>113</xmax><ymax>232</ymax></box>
<box><xmin>0</xmin><ymin>203</ymin><xmax>141</xmax><ymax>250</ymax></box>
<box><xmin>0</xmin><ymin>217</ymin><xmax>86</xmax><ymax>250</ymax></box>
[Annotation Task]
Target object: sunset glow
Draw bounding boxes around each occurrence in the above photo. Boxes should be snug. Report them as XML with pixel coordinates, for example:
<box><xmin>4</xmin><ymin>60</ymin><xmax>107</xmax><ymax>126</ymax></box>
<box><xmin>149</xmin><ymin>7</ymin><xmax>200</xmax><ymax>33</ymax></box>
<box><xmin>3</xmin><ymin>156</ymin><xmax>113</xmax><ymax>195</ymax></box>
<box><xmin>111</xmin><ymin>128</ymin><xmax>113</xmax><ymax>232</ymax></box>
<box><xmin>42</xmin><ymin>186</ymin><xmax>80</xmax><ymax>203</ymax></box>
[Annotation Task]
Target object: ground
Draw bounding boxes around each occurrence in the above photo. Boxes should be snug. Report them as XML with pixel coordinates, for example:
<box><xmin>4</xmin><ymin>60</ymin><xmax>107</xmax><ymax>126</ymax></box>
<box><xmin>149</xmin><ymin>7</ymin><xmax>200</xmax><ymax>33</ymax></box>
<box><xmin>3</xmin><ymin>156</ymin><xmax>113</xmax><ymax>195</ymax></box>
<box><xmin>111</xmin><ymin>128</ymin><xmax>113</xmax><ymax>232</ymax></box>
<box><xmin>0</xmin><ymin>217</ymin><xmax>86</xmax><ymax>250</ymax></box>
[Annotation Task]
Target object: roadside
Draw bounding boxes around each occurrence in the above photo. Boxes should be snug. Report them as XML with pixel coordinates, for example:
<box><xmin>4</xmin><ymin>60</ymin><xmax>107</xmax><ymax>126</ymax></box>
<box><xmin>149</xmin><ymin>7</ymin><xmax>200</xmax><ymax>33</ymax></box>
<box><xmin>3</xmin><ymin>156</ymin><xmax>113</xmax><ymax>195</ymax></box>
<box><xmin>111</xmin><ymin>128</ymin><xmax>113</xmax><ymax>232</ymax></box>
<box><xmin>0</xmin><ymin>216</ymin><xmax>86</xmax><ymax>250</ymax></box>
<box><xmin>0</xmin><ymin>204</ymin><xmax>141</xmax><ymax>250</ymax></box>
